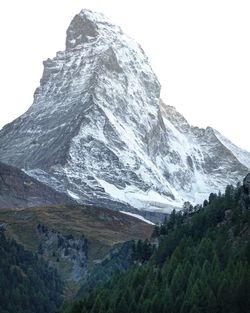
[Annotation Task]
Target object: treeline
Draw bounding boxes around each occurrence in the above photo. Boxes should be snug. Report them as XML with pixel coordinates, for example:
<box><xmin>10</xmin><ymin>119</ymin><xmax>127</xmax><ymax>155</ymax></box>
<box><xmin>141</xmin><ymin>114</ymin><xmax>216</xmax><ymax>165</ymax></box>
<box><xmin>0</xmin><ymin>229</ymin><xmax>64</xmax><ymax>313</ymax></box>
<box><xmin>66</xmin><ymin>184</ymin><xmax>250</xmax><ymax>313</ymax></box>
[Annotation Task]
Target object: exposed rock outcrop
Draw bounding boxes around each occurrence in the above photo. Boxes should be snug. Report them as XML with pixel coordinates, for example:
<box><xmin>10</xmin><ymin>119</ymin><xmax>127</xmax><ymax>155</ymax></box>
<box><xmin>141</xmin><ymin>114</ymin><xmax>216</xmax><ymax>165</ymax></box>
<box><xmin>37</xmin><ymin>224</ymin><xmax>88</xmax><ymax>283</ymax></box>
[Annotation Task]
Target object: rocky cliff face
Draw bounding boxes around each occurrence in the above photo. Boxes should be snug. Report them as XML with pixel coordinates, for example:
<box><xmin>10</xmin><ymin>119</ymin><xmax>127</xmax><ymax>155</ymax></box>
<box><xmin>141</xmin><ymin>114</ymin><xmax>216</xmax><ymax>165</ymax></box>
<box><xmin>37</xmin><ymin>224</ymin><xmax>88</xmax><ymax>285</ymax></box>
<box><xmin>0</xmin><ymin>162</ymin><xmax>74</xmax><ymax>209</ymax></box>
<box><xmin>0</xmin><ymin>9</ymin><xmax>249</xmax><ymax>212</ymax></box>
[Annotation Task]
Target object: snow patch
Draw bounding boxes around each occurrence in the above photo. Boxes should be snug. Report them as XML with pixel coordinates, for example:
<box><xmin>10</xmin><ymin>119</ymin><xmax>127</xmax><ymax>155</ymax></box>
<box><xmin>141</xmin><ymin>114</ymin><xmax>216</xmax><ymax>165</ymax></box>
<box><xmin>67</xmin><ymin>190</ymin><xmax>81</xmax><ymax>200</ymax></box>
<box><xmin>120</xmin><ymin>211</ymin><xmax>155</xmax><ymax>225</ymax></box>
<box><xmin>96</xmin><ymin>178</ymin><xmax>181</xmax><ymax>213</ymax></box>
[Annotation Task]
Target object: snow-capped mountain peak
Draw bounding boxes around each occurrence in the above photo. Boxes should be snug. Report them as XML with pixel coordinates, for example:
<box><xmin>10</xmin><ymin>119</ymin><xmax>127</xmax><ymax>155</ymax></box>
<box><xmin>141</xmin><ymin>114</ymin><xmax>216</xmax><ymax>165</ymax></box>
<box><xmin>0</xmin><ymin>10</ymin><xmax>249</xmax><ymax>213</ymax></box>
<box><xmin>66</xmin><ymin>9</ymin><xmax>122</xmax><ymax>50</ymax></box>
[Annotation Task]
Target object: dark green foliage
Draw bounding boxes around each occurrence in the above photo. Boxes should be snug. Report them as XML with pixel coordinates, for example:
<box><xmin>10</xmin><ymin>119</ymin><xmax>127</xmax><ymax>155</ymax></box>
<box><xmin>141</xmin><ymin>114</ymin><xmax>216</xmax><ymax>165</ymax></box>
<box><xmin>0</xmin><ymin>230</ymin><xmax>64</xmax><ymax>313</ymax></box>
<box><xmin>131</xmin><ymin>239</ymin><xmax>154</xmax><ymax>263</ymax></box>
<box><xmin>77</xmin><ymin>241</ymin><xmax>133</xmax><ymax>298</ymax></box>
<box><xmin>64</xmin><ymin>184</ymin><xmax>250</xmax><ymax>313</ymax></box>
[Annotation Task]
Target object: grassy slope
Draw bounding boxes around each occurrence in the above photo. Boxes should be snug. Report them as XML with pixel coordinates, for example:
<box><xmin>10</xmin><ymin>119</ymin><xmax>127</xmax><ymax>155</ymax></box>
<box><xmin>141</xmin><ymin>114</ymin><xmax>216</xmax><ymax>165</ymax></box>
<box><xmin>0</xmin><ymin>205</ymin><xmax>153</xmax><ymax>259</ymax></box>
<box><xmin>0</xmin><ymin>204</ymin><xmax>153</xmax><ymax>296</ymax></box>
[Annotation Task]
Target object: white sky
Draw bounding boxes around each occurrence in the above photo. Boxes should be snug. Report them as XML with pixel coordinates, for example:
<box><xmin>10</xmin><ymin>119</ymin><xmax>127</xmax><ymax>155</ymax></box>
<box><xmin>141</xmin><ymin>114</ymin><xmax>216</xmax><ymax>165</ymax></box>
<box><xmin>0</xmin><ymin>0</ymin><xmax>250</xmax><ymax>151</ymax></box>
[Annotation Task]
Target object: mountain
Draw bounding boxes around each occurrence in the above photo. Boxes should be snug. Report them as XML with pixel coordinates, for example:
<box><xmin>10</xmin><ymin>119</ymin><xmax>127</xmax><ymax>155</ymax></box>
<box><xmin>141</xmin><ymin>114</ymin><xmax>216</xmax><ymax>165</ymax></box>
<box><xmin>0</xmin><ymin>162</ymin><xmax>74</xmax><ymax>209</ymax></box>
<box><xmin>0</xmin><ymin>9</ymin><xmax>249</xmax><ymax>213</ymax></box>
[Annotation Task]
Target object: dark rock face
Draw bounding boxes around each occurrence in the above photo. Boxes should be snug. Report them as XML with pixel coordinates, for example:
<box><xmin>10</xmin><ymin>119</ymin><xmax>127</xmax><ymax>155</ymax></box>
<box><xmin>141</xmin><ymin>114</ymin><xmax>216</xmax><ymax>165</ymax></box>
<box><xmin>0</xmin><ymin>162</ymin><xmax>75</xmax><ymax>209</ymax></box>
<box><xmin>37</xmin><ymin>224</ymin><xmax>88</xmax><ymax>283</ymax></box>
<box><xmin>66</xmin><ymin>13</ymin><xmax>99</xmax><ymax>50</ymax></box>
<box><xmin>0</xmin><ymin>10</ymin><xmax>249</xmax><ymax>212</ymax></box>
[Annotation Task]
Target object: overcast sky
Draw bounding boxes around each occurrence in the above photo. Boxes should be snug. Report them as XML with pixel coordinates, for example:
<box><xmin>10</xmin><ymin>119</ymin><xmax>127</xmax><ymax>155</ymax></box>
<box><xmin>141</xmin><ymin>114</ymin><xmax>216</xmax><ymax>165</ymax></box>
<box><xmin>0</xmin><ymin>0</ymin><xmax>249</xmax><ymax>151</ymax></box>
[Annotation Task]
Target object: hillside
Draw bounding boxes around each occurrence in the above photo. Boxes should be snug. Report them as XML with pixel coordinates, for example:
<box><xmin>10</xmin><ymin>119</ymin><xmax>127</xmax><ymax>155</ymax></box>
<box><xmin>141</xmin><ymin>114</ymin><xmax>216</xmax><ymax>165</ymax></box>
<box><xmin>65</xmin><ymin>179</ymin><xmax>250</xmax><ymax>313</ymax></box>
<box><xmin>0</xmin><ymin>230</ymin><xmax>64</xmax><ymax>313</ymax></box>
<box><xmin>0</xmin><ymin>204</ymin><xmax>153</xmax><ymax>297</ymax></box>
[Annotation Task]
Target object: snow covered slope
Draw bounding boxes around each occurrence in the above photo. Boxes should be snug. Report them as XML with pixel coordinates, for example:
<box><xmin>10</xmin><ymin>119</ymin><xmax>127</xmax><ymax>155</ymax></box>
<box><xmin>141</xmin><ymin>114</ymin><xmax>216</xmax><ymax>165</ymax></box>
<box><xmin>159</xmin><ymin>104</ymin><xmax>250</xmax><ymax>206</ymax></box>
<box><xmin>213</xmin><ymin>129</ymin><xmax>250</xmax><ymax>170</ymax></box>
<box><xmin>0</xmin><ymin>10</ymin><xmax>249</xmax><ymax>213</ymax></box>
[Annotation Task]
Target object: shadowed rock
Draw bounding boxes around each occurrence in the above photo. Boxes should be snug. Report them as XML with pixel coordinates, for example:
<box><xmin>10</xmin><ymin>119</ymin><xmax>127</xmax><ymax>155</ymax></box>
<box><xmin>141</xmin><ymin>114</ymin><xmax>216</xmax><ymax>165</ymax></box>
<box><xmin>0</xmin><ymin>162</ymin><xmax>75</xmax><ymax>209</ymax></box>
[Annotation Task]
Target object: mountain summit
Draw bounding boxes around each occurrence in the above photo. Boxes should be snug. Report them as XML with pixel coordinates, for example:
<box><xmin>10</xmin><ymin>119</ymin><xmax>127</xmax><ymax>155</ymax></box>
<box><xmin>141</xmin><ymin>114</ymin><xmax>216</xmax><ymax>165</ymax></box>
<box><xmin>0</xmin><ymin>9</ymin><xmax>249</xmax><ymax>212</ymax></box>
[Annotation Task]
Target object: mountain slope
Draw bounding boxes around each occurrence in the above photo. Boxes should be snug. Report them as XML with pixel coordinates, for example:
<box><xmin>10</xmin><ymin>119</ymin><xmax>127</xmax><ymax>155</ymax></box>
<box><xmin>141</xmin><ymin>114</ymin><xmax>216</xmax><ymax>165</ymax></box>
<box><xmin>0</xmin><ymin>162</ymin><xmax>74</xmax><ymax>209</ymax></box>
<box><xmin>0</xmin><ymin>204</ymin><xmax>153</xmax><ymax>296</ymax></box>
<box><xmin>159</xmin><ymin>104</ymin><xmax>250</xmax><ymax>204</ymax></box>
<box><xmin>0</xmin><ymin>230</ymin><xmax>64</xmax><ymax>313</ymax></box>
<box><xmin>65</xmin><ymin>178</ymin><xmax>250</xmax><ymax>313</ymax></box>
<box><xmin>0</xmin><ymin>10</ymin><xmax>249</xmax><ymax>212</ymax></box>
<box><xmin>213</xmin><ymin>129</ymin><xmax>250</xmax><ymax>169</ymax></box>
